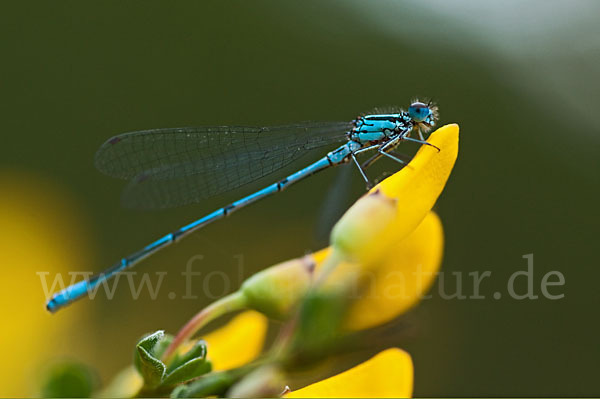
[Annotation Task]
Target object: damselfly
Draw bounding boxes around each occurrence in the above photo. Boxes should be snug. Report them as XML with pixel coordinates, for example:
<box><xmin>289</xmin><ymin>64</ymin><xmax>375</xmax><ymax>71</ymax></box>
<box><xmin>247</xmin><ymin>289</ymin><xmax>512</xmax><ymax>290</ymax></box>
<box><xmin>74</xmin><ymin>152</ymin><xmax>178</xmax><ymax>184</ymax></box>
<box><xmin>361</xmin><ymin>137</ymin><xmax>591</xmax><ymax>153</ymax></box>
<box><xmin>46</xmin><ymin>101</ymin><xmax>439</xmax><ymax>312</ymax></box>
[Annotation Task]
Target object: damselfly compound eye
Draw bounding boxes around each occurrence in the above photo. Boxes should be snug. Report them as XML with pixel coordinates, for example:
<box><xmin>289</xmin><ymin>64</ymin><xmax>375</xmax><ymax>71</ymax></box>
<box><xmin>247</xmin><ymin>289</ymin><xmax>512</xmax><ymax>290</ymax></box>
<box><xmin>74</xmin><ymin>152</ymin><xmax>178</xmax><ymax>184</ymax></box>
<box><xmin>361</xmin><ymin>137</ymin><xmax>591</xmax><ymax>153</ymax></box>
<box><xmin>408</xmin><ymin>102</ymin><xmax>431</xmax><ymax>123</ymax></box>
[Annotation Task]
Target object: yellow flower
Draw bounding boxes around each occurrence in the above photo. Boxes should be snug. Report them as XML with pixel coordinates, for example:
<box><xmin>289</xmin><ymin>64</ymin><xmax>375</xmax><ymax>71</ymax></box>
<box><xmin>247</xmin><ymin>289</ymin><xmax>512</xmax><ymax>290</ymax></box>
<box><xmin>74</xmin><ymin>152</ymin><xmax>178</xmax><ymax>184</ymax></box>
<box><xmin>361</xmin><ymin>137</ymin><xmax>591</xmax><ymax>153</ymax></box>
<box><xmin>311</xmin><ymin>210</ymin><xmax>443</xmax><ymax>330</ymax></box>
<box><xmin>344</xmin><ymin>210</ymin><xmax>443</xmax><ymax>330</ymax></box>
<box><xmin>0</xmin><ymin>171</ymin><xmax>93</xmax><ymax>396</ymax></box>
<box><xmin>328</xmin><ymin>123</ymin><xmax>458</xmax><ymax>269</ymax></box>
<box><xmin>286</xmin><ymin>348</ymin><xmax>413</xmax><ymax>398</ymax></box>
<box><xmin>313</xmin><ymin>124</ymin><xmax>457</xmax><ymax>328</ymax></box>
<box><xmin>202</xmin><ymin>310</ymin><xmax>268</xmax><ymax>371</ymax></box>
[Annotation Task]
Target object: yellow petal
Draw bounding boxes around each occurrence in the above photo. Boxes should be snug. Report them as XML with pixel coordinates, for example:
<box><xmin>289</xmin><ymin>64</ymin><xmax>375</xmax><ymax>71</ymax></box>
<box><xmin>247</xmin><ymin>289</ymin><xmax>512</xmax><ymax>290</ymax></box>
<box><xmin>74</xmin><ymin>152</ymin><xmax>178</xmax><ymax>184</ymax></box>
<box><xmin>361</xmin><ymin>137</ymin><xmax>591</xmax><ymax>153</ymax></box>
<box><xmin>370</xmin><ymin>123</ymin><xmax>458</xmax><ymax>240</ymax></box>
<box><xmin>202</xmin><ymin>310</ymin><xmax>268</xmax><ymax>371</ymax></box>
<box><xmin>311</xmin><ymin>247</ymin><xmax>332</xmax><ymax>265</ymax></box>
<box><xmin>330</xmin><ymin>124</ymin><xmax>458</xmax><ymax>267</ymax></box>
<box><xmin>344</xmin><ymin>211</ymin><xmax>444</xmax><ymax>330</ymax></box>
<box><xmin>287</xmin><ymin>348</ymin><xmax>413</xmax><ymax>398</ymax></box>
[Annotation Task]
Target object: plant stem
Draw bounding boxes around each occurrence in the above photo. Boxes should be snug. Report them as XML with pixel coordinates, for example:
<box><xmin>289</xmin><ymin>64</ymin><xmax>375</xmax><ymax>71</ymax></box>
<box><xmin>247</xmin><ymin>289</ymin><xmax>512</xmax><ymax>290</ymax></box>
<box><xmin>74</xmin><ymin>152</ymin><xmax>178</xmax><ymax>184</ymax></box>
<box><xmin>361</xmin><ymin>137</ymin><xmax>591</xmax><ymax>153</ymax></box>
<box><xmin>162</xmin><ymin>291</ymin><xmax>247</xmax><ymax>364</ymax></box>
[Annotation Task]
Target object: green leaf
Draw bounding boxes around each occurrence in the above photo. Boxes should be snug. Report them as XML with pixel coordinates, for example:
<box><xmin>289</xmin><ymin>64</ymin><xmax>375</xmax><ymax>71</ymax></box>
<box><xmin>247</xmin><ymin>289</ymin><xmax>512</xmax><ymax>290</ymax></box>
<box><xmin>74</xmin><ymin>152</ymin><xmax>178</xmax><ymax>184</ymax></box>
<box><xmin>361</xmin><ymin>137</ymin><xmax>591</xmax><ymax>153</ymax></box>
<box><xmin>153</xmin><ymin>333</ymin><xmax>174</xmax><ymax>360</ymax></box>
<box><xmin>161</xmin><ymin>340</ymin><xmax>210</xmax><ymax>389</ymax></box>
<box><xmin>167</xmin><ymin>340</ymin><xmax>207</xmax><ymax>373</ymax></box>
<box><xmin>161</xmin><ymin>358</ymin><xmax>212</xmax><ymax>388</ymax></box>
<box><xmin>133</xmin><ymin>331</ymin><xmax>211</xmax><ymax>393</ymax></box>
<box><xmin>170</xmin><ymin>384</ymin><xmax>189</xmax><ymax>398</ymax></box>
<box><xmin>136</xmin><ymin>343</ymin><xmax>166</xmax><ymax>388</ymax></box>
<box><xmin>134</xmin><ymin>331</ymin><xmax>167</xmax><ymax>388</ymax></box>
<box><xmin>137</xmin><ymin>330</ymin><xmax>164</xmax><ymax>354</ymax></box>
<box><xmin>170</xmin><ymin>371</ymin><xmax>235</xmax><ymax>398</ymax></box>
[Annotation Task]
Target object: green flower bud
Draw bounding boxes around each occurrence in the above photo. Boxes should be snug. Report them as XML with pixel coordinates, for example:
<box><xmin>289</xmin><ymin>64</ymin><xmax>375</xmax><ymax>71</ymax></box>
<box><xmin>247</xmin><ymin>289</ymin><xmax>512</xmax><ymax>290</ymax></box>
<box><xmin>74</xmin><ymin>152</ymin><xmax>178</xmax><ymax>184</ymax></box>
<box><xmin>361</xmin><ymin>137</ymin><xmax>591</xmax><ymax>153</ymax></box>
<box><xmin>330</xmin><ymin>190</ymin><xmax>398</xmax><ymax>266</ymax></box>
<box><xmin>240</xmin><ymin>256</ymin><xmax>315</xmax><ymax>320</ymax></box>
<box><xmin>164</xmin><ymin>257</ymin><xmax>315</xmax><ymax>363</ymax></box>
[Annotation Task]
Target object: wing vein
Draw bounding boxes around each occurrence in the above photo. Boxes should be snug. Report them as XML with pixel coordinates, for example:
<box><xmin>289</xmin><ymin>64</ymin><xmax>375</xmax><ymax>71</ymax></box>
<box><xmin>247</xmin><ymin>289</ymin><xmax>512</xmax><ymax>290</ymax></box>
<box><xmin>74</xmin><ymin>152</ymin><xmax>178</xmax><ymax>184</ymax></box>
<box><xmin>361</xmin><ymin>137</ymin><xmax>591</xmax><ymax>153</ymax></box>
<box><xmin>94</xmin><ymin>122</ymin><xmax>350</xmax><ymax>209</ymax></box>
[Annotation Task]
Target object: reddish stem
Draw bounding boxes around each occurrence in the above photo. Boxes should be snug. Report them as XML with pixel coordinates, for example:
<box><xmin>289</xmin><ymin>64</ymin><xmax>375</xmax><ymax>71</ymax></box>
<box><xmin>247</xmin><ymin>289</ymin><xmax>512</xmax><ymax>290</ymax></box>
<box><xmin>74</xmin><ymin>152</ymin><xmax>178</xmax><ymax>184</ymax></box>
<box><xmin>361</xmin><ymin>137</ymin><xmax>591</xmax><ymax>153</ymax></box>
<box><xmin>162</xmin><ymin>291</ymin><xmax>246</xmax><ymax>364</ymax></box>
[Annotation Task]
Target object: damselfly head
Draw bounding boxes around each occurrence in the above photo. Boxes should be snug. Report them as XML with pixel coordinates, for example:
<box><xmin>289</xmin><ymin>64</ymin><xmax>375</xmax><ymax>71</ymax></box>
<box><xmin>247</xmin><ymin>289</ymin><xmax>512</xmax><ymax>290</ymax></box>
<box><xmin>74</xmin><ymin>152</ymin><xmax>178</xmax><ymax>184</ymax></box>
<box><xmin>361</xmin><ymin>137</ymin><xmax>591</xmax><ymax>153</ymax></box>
<box><xmin>408</xmin><ymin>101</ymin><xmax>431</xmax><ymax>122</ymax></box>
<box><xmin>408</xmin><ymin>100</ymin><xmax>438</xmax><ymax>133</ymax></box>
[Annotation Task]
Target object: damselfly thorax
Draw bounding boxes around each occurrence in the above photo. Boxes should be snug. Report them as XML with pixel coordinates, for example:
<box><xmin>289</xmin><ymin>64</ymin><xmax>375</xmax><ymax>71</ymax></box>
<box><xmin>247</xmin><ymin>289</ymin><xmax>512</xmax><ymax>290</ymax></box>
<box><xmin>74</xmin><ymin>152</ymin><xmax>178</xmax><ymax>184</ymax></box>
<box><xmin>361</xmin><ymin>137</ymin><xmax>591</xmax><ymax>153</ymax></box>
<box><xmin>350</xmin><ymin>113</ymin><xmax>414</xmax><ymax>144</ymax></box>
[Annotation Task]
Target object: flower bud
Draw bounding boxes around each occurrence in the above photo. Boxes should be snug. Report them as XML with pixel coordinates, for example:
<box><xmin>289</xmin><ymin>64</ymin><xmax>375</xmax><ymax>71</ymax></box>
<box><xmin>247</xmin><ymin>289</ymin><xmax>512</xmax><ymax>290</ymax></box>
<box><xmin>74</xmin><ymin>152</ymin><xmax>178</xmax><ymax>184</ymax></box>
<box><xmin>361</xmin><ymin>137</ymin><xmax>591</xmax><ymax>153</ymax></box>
<box><xmin>240</xmin><ymin>256</ymin><xmax>315</xmax><ymax>320</ymax></box>
<box><xmin>164</xmin><ymin>259</ymin><xmax>314</xmax><ymax>363</ymax></box>
<box><xmin>330</xmin><ymin>190</ymin><xmax>399</xmax><ymax>267</ymax></box>
<box><xmin>227</xmin><ymin>365</ymin><xmax>286</xmax><ymax>398</ymax></box>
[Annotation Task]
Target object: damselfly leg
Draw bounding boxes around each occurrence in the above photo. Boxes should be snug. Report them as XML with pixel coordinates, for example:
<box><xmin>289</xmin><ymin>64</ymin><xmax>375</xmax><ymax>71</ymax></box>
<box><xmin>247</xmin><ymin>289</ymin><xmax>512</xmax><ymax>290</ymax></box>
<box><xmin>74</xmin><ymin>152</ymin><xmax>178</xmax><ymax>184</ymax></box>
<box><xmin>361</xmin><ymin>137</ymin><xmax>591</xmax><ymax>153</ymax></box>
<box><xmin>403</xmin><ymin>136</ymin><xmax>441</xmax><ymax>152</ymax></box>
<box><xmin>351</xmin><ymin>152</ymin><xmax>373</xmax><ymax>189</ymax></box>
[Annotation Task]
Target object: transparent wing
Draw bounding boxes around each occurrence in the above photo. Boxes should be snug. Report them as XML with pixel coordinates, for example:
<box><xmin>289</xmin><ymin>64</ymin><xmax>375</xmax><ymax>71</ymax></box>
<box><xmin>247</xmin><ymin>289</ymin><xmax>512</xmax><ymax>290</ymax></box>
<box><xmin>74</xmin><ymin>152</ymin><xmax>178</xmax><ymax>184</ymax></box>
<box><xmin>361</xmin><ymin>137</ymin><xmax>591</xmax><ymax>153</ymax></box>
<box><xmin>95</xmin><ymin>122</ymin><xmax>351</xmax><ymax>209</ymax></box>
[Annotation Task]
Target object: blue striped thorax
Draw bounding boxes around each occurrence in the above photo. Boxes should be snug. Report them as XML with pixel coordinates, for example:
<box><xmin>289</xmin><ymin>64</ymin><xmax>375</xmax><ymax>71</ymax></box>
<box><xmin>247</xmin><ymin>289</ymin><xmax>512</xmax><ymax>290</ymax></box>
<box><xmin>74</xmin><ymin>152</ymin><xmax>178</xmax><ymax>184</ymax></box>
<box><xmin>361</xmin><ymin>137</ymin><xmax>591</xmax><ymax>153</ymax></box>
<box><xmin>350</xmin><ymin>113</ymin><xmax>413</xmax><ymax>144</ymax></box>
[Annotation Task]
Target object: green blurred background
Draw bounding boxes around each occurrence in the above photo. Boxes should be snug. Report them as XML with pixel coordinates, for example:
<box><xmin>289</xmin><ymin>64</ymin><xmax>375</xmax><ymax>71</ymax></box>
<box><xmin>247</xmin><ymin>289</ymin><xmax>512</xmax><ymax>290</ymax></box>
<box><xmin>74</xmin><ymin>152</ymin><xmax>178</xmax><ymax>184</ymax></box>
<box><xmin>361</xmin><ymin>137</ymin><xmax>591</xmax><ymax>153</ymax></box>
<box><xmin>1</xmin><ymin>0</ymin><xmax>598</xmax><ymax>396</ymax></box>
